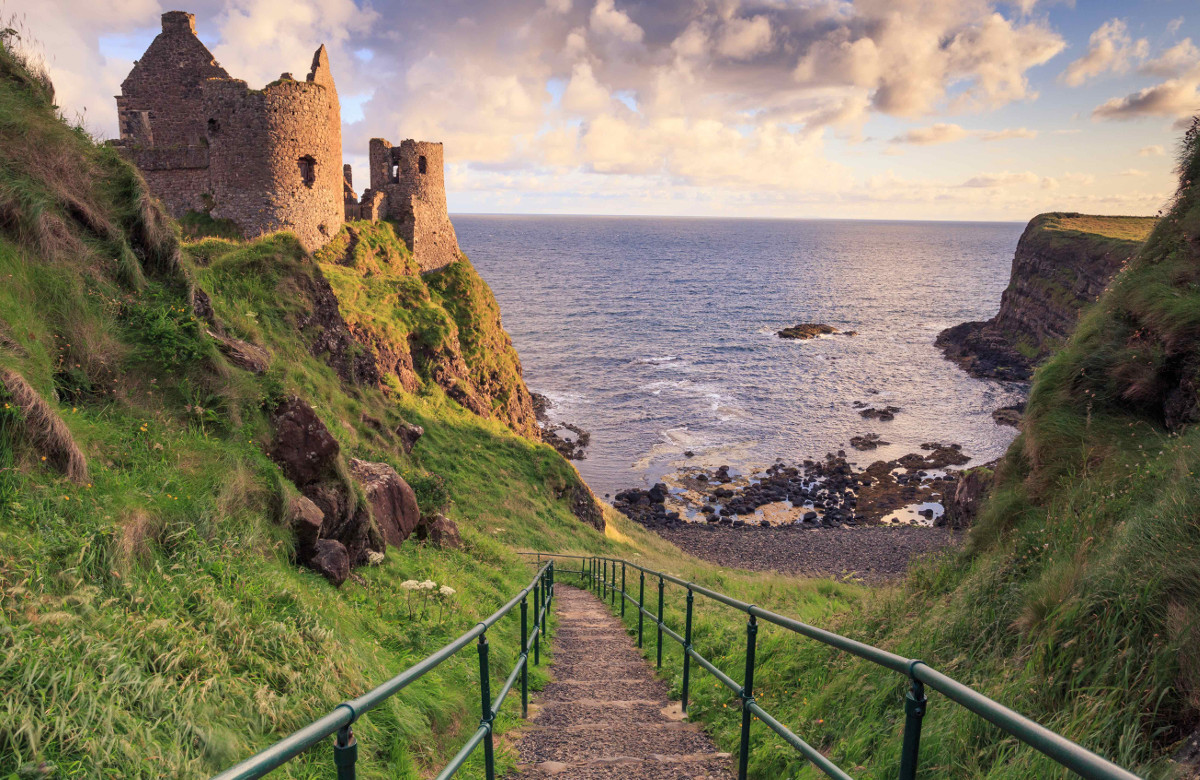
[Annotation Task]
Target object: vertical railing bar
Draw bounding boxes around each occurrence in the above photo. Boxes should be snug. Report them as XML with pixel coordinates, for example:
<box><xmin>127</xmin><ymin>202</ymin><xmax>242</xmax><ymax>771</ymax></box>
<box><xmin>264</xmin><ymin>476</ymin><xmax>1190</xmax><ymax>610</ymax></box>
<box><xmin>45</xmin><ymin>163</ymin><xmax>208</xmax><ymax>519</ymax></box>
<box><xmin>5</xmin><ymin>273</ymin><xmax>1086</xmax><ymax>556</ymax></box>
<box><xmin>533</xmin><ymin>579</ymin><xmax>541</xmax><ymax>666</ymax></box>
<box><xmin>737</xmin><ymin>613</ymin><xmax>758</xmax><ymax>780</ymax></box>
<box><xmin>656</xmin><ymin>576</ymin><xmax>665</xmax><ymax>669</ymax></box>
<box><xmin>621</xmin><ymin>561</ymin><xmax>626</xmax><ymax>618</ymax></box>
<box><xmin>333</xmin><ymin>725</ymin><xmax>357</xmax><ymax>780</ymax></box>
<box><xmin>520</xmin><ymin>596</ymin><xmax>529</xmax><ymax>719</ymax></box>
<box><xmin>638</xmin><ymin>571</ymin><xmax>645</xmax><ymax>648</ymax></box>
<box><xmin>682</xmin><ymin>587</ymin><xmax>694</xmax><ymax>715</ymax></box>
<box><xmin>478</xmin><ymin>632</ymin><xmax>495</xmax><ymax>780</ymax></box>
<box><xmin>898</xmin><ymin>673</ymin><xmax>927</xmax><ymax>780</ymax></box>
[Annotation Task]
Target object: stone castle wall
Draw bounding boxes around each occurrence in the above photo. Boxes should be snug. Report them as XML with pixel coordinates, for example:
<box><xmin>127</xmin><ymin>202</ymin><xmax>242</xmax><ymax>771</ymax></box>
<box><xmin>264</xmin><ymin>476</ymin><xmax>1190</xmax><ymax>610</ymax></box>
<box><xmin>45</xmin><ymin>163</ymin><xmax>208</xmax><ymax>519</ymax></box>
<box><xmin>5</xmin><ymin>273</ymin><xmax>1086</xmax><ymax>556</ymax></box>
<box><xmin>202</xmin><ymin>48</ymin><xmax>343</xmax><ymax>249</ymax></box>
<box><xmin>116</xmin><ymin>11</ymin><xmax>456</xmax><ymax>261</ymax></box>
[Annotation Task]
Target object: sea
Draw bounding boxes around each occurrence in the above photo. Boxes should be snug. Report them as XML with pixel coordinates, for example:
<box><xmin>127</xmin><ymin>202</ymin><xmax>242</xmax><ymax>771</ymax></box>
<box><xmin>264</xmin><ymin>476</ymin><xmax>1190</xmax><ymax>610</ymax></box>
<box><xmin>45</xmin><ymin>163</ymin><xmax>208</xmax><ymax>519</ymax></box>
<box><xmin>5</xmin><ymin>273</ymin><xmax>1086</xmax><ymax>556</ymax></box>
<box><xmin>456</xmin><ymin>215</ymin><xmax>1028</xmax><ymax>498</ymax></box>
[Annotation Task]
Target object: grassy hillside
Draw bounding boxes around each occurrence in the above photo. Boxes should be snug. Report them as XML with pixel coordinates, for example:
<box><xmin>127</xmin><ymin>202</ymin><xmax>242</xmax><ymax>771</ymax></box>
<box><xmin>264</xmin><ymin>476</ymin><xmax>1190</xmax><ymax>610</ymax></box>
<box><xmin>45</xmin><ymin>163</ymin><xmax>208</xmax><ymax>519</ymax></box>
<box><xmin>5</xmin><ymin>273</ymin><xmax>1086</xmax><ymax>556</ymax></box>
<box><xmin>0</xmin><ymin>37</ymin><xmax>862</xmax><ymax>779</ymax></box>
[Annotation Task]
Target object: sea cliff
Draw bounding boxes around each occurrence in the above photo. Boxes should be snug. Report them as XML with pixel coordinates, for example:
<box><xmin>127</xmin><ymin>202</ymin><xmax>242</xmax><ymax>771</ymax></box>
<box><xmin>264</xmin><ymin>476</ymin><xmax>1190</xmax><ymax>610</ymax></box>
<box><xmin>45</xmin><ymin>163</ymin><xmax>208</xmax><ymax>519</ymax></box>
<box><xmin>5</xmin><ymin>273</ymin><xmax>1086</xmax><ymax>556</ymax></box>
<box><xmin>937</xmin><ymin>212</ymin><xmax>1155</xmax><ymax>380</ymax></box>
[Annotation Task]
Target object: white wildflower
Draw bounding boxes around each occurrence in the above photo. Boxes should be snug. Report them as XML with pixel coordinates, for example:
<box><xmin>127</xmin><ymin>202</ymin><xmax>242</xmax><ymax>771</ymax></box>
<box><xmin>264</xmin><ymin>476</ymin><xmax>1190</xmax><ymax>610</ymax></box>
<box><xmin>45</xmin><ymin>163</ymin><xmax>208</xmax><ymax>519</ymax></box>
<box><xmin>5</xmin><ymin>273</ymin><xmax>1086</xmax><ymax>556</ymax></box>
<box><xmin>401</xmin><ymin>580</ymin><xmax>420</xmax><ymax>591</ymax></box>
<box><xmin>367</xmin><ymin>551</ymin><xmax>385</xmax><ymax>566</ymax></box>
<box><xmin>420</xmin><ymin>580</ymin><xmax>438</xmax><ymax>591</ymax></box>
<box><xmin>439</xmin><ymin>585</ymin><xmax>456</xmax><ymax>597</ymax></box>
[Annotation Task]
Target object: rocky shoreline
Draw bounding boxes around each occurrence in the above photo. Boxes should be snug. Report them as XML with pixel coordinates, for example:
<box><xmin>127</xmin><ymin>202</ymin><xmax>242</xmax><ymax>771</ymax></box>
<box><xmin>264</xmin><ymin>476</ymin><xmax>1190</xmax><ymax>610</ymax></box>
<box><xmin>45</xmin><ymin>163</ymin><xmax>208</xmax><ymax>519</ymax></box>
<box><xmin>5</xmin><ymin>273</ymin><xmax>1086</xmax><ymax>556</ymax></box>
<box><xmin>612</xmin><ymin>441</ymin><xmax>993</xmax><ymax>580</ymax></box>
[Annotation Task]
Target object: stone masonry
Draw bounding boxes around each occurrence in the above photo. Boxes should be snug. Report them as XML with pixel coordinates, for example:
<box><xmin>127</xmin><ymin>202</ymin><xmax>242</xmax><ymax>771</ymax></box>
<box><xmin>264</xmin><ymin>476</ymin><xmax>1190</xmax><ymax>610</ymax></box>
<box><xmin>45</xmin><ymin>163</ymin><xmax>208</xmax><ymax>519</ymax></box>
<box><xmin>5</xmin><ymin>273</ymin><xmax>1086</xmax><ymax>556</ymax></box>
<box><xmin>115</xmin><ymin>10</ymin><xmax>460</xmax><ymax>268</ymax></box>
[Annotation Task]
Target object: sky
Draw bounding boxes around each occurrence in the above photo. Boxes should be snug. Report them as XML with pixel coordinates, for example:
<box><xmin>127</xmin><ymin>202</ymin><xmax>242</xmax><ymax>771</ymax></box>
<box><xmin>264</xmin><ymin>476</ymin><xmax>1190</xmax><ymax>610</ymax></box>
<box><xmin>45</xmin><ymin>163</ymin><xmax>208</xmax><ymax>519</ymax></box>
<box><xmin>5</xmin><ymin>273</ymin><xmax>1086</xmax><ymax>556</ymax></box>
<box><xmin>20</xmin><ymin>0</ymin><xmax>1200</xmax><ymax>221</ymax></box>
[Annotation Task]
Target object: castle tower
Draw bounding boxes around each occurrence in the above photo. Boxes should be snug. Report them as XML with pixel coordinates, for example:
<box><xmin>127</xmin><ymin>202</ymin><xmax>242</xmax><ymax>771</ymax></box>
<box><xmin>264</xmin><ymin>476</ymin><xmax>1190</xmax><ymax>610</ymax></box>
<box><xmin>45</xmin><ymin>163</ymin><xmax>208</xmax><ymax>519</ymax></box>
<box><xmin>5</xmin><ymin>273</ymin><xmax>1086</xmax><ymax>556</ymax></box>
<box><xmin>201</xmin><ymin>46</ymin><xmax>344</xmax><ymax>249</ymax></box>
<box><xmin>368</xmin><ymin>139</ymin><xmax>461</xmax><ymax>272</ymax></box>
<box><xmin>114</xmin><ymin>12</ymin><xmax>344</xmax><ymax>251</ymax></box>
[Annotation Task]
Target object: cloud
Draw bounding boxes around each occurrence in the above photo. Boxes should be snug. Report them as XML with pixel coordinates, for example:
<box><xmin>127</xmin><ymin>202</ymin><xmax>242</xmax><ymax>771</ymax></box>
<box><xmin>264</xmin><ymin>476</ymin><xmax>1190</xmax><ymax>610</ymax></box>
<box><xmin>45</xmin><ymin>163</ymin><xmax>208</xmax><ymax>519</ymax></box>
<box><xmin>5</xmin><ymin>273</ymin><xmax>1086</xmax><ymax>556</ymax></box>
<box><xmin>1138</xmin><ymin>145</ymin><xmax>1165</xmax><ymax>157</ymax></box>
<box><xmin>1060</xmin><ymin>19</ymin><xmax>1147</xmax><ymax>87</ymax></box>
<box><xmin>979</xmin><ymin>127</ymin><xmax>1038</xmax><ymax>141</ymax></box>
<box><xmin>1141</xmin><ymin>39</ymin><xmax>1200</xmax><ymax>78</ymax></box>
<box><xmin>715</xmin><ymin>15</ymin><xmax>772</xmax><ymax>60</ymax></box>
<box><xmin>1092</xmin><ymin>65</ymin><xmax>1200</xmax><ymax>121</ymax></box>
<box><xmin>960</xmin><ymin>170</ymin><xmax>1043</xmax><ymax>188</ymax></box>
<box><xmin>891</xmin><ymin>123</ymin><xmax>969</xmax><ymax>145</ymax></box>
<box><xmin>589</xmin><ymin>0</ymin><xmax>643</xmax><ymax>43</ymax></box>
<box><xmin>1119</xmin><ymin>168</ymin><xmax>1147</xmax><ymax>177</ymax></box>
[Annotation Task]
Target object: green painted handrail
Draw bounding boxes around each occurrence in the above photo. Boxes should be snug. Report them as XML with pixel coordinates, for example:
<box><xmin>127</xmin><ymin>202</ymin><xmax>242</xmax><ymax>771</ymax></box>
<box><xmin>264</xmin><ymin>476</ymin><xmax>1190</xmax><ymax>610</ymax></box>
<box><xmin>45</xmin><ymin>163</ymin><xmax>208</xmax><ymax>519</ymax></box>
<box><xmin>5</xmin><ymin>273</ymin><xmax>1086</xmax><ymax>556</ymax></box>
<box><xmin>520</xmin><ymin>552</ymin><xmax>1142</xmax><ymax>780</ymax></box>
<box><xmin>210</xmin><ymin>561</ymin><xmax>555</xmax><ymax>780</ymax></box>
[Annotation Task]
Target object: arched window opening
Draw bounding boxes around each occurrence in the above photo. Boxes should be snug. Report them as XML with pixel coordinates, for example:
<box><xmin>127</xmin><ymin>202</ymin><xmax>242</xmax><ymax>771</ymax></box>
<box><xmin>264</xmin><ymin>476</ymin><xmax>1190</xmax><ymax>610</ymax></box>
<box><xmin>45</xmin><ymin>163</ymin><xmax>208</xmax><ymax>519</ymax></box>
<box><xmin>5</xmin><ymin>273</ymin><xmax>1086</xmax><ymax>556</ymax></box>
<box><xmin>207</xmin><ymin>118</ymin><xmax>220</xmax><ymax>135</ymax></box>
<box><xmin>298</xmin><ymin>155</ymin><xmax>316</xmax><ymax>187</ymax></box>
<box><xmin>418</xmin><ymin>155</ymin><xmax>427</xmax><ymax>174</ymax></box>
<box><xmin>390</xmin><ymin>163</ymin><xmax>400</xmax><ymax>183</ymax></box>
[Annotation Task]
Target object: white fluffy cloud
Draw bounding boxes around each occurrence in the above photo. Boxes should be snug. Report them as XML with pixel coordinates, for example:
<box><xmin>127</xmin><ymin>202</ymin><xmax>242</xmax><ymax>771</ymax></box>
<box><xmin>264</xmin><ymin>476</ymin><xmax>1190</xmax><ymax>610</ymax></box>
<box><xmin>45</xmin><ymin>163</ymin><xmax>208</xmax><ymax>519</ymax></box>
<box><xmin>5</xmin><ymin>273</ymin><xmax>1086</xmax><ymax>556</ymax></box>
<box><xmin>1092</xmin><ymin>65</ymin><xmax>1200</xmax><ymax>123</ymax></box>
<box><xmin>1060</xmin><ymin>19</ymin><xmax>1147</xmax><ymax>87</ymax></box>
<box><xmin>892</xmin><ymin>123</ymin><xmax>970</xmax><ymax>145</ymax></box>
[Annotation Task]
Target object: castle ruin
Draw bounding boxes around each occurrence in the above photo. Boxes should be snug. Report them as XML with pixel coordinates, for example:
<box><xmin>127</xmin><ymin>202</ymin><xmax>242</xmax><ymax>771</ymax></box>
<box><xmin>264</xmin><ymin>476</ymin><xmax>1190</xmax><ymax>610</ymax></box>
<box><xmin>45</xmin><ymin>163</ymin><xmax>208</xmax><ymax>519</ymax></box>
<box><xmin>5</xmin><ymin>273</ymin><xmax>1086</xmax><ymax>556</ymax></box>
<box><xmin>114</xmin><ymin>11</ymin><xmax>459</xmax><ymax>271</ymax></box>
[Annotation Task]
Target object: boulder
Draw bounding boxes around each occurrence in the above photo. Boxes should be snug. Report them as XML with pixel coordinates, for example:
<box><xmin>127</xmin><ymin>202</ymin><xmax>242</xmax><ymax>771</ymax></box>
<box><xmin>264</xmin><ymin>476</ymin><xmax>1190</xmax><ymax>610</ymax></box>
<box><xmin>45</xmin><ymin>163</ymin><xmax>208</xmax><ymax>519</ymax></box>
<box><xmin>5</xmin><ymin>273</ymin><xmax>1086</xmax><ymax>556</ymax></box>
<box><xmin>348</xmin><ymin>458</ymin><xmax>421</xmax><ymax>547</ymax></box>
<box><xmin>269</xmin><ymin>396</ymin><xmax>340</xmax><ymax>487</ymax></box>
<box><xmin>416</xmin><ymin>512</ymin><xmax>463</xmax><ymax>549</ymax></box>
<box><xmin>309</xmin><ymin>539</ymin><xmax>350</xmax><ymax>587</ymax></box>
<box><xmin>396</xmin><ymin>421</ymin><xmax>424</xmax><ymax>454</ymax></box>
<box><xmin>285</xmin><ymin>495</ymin><xmax>324</xmax><ymax>553</ymax></box>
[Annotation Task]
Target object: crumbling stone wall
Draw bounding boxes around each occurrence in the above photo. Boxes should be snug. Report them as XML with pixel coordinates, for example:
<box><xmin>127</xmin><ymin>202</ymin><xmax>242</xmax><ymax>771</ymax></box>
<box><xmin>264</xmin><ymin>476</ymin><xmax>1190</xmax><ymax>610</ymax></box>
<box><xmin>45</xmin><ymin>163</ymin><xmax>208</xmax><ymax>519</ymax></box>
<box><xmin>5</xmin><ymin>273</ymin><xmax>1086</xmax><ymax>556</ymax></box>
<box><xmin>367</xmin><ymin>139</ymin><xmax>461</xmax><ymax>272</ymax></box>
<box><xmin>202</xmin><ymin>48</ymin><xmax>343</xmax><ymax>249</ymax></box>
<box><xmin>113</xmin><ymin>13</ymin><xmax>342</xmax><ymax>250</ymax></box>
<box><xmin>115</xmin><ymin>12</ymin><xmax>457</xmax><ymax>258</ymax></box>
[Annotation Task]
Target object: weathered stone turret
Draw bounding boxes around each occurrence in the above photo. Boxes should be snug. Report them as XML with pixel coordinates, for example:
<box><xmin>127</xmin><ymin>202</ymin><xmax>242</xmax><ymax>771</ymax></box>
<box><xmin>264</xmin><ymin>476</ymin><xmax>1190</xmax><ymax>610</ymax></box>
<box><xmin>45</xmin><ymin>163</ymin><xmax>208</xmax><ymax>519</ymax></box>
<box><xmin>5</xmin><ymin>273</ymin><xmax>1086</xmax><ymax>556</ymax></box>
<box><xmin>114</xmin><ymin>11</ymin><xmax>458</xmax><ymax>261</ymax></box>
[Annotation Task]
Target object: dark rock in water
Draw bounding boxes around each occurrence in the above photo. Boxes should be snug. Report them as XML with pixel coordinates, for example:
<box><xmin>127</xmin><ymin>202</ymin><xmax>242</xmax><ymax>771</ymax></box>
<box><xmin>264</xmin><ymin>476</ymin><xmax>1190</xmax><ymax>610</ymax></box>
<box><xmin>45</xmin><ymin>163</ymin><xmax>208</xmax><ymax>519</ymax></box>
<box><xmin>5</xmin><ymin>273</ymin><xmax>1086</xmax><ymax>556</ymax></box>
<box><xmin>850</xmin><ymin>432</ymin><xmax>889</xmax><ymax>450</ymax></box>
<box><xmin>860</xmin><ymin>405</ymin><xmax>901</xmax><ymax>421</ymax></box>
<box><xmin>992</xmin><ymin>404</ymin><xmax>1025</xmax><ymax>428</ymax></box>
<box><xmin>684</xmin><ymin>450</ymin><xmax>695</xmax><ymax>458</ymax></box>
<box><xmin>777</xmin><ymin>323</ymin><xmax>839</xmax><ymax>340</ymax></box>
<box><xmin>648</xmin><ymin>483</ymin><xmax>669</xmax><ymax>503</ymax></box>
<box><xmin>309</xmin><ymin>539</ymin><xmax>350</xmax><ymax>587</ymax></box>
<box><xmin>531</xmin><ymin>391</ymin><xmax>591</xmax><ymax>459</ymax></box>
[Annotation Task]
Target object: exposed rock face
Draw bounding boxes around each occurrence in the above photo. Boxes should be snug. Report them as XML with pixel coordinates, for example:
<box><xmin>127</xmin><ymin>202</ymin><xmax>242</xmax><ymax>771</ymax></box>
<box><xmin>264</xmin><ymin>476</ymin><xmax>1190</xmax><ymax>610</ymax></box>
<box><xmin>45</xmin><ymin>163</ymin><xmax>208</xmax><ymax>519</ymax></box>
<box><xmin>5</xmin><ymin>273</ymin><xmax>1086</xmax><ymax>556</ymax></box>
<box><xmin>944</xmin><ymin>468</ymin><xmax>992</xmax><ymax>528</ymax></box>
<box><xmin>268</xmin><ymin>396</ymin><xmax>384</xmax><ymax>578</ymax></box>
<box><xmin>348</xmin><ymin>458</ymin><xmax>421</xmax><ymax>547</ymax></box>
<box><xmin>295</xmin><ymin>267</ymin><xmax>380</xmax><ymax>386</ymax></box>
<box><xmin>937</xmin><ymin>213</ymin><xmax>1154</xmax><ymax>381</ymax></box>
<box><xmin>415</xmin><ymin>512</ymin><xmax>462</xmax><ymax>549</ymax></box>
<box><xmin>269</xmin><ymin>396</ymin><xmax>341</xmax><ymax>487</ymax></box>
<box><xmin>208</xmin><ymin>330</ymin><xmax>271</xmax><ymax>373</ymax></box>
<box><xmin>396</xmin><ymin>421</ymin><xmax>424</xmax><ymax>453</ymax></box>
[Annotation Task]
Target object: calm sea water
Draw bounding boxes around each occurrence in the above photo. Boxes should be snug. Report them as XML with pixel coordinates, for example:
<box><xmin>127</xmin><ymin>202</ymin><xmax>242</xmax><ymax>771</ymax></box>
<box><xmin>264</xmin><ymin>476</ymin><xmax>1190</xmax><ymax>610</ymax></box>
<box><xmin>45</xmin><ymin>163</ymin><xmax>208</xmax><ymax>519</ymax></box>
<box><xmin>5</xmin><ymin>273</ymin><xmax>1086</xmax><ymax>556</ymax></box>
<box><xmin>456</xmin><ymin>216</ymin><xmax>1027</xmax><ymax>497</ymax></box>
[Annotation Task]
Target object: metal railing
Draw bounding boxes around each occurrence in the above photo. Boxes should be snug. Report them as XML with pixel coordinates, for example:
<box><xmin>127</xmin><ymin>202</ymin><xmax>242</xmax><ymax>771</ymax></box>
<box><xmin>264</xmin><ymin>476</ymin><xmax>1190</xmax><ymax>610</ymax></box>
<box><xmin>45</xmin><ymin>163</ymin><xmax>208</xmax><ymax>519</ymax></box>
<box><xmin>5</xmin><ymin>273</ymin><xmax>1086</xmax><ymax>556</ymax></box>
<box><xmin>210</xmin><ymin>561</ymin><xmax>555</xmax><ymax>780</ymax></box>
<box><xmin>520</xmin><ymin>552</ymin><xmax>1141</xmax><ymax>780</ymax></box>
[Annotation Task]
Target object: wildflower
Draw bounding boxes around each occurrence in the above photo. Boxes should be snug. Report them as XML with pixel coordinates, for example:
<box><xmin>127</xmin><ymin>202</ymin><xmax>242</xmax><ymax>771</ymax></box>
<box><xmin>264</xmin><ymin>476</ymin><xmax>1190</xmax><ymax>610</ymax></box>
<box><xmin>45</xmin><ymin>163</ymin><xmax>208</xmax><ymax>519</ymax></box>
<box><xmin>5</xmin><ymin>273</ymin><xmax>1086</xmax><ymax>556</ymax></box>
<box><xmin>400</xmin><ymin>580</ymin><xmax>420</xmax><ymax>591</ymax></box>
<box><xmin>420</xmin><ymin>579</ymin><xmax>437</xmax><ymax>590</ymax></box>
<box><xmin>367</xmin><ymin>551</ymin><xmax>385</xmax><ymax>566</ymax></box>
<box><xmin>439</xmin><ymin>585</ymin><xmax>456</xmax><ymax>597</ymax></box>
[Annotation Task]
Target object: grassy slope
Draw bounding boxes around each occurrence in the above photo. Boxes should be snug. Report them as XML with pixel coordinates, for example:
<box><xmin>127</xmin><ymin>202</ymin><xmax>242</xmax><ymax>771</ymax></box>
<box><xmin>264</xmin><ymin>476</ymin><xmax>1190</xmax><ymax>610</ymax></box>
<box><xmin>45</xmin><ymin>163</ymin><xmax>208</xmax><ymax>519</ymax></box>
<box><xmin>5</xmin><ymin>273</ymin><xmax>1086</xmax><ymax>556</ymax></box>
<box><xmin>1045</xmin><ymin>214</ymin><xmax>1159</xmax><ymax>244</ymax></box>
<box><xmin>0</xmin><ymin>42</ymin><xmax>862</xmax><ymax>779</ymax></box>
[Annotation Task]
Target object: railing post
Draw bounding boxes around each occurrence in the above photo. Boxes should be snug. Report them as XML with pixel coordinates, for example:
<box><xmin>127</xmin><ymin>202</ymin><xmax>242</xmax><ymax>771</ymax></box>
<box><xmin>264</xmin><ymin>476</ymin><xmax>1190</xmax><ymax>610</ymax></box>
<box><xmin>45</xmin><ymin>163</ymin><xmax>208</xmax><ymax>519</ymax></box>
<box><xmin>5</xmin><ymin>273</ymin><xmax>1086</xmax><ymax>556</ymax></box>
<box><xmin>603</xmin><ymin>558</ymin><xmax>608</xmax><ymax>599</ymax></box>
<box><xmin>656</xmin><ymin>576</ymin><xmax>665</xmax><ymax>669</ymax></box>
<box><xmin>620</xmin><ymin>562</ymin><xmax>626</xmax><ymax>617</ymax></box>
<box><xmin>477</xmin><ymin>633</ymin><xmax>495</xmax><ymax>780</ymax></box>
<box><xmin>533</xmin><ymin>581</ymin><xmax>541</xmax><ymax>666</ymax></box>
<box><xmin>333</xmin><ymin>725</ymin><xmax>357</xmax><ymax>780</ymax></box>
<box><xmin>682</xmin><ymin>587</ymin><xmax>694</xmax><ymax>714</ymax></box>
<box><xmin>898</xmin><ymin>675</ymin><xmax>927</xmax><ymax>780</ymax></box>
<box><xmin>737</xmin><ymin>614</ymin><xmax>758</xmax><ymax>780</ymax></box>
<box><xmin>520</xmin><ymin>596</ymin><xmax>529</xmax><ymax>719</ymax></box>
<box><xmin>637</xmin><ymin>571</ymin><xmax>645</xmax><ymax>648</ymax></box>
<box><xmin>610</xmin><ymin>560</ymin><xmax>616</xmax><ymax>607</ymax></box>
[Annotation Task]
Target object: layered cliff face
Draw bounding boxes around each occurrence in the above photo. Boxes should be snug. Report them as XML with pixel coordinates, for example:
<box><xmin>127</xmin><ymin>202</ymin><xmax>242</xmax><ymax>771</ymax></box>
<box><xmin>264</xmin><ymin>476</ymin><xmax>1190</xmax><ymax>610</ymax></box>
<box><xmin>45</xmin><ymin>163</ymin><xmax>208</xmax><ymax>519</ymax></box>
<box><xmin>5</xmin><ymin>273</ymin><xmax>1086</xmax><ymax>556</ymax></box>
<box><xmin>937</xmin><ymin>213</ymin><xmax>1155</xmax><ymax>380</ymax></box>
<box><xmin>314</xmin><ymin>220</ymin><xmax>539</xmax><ymax>438</ymax></box>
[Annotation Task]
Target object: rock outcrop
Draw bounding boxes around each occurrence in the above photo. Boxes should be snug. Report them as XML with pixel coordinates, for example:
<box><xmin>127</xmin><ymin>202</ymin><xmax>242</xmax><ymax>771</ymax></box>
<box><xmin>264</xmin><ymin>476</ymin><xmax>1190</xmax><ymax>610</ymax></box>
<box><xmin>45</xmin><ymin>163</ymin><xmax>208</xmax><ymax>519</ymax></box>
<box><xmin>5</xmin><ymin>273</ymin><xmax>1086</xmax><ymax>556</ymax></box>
<box><xmin>937</xmin><ymin>213</ymin><xmax>1155</xmax><ymax>381</ymax></box>
<box><xmin>348</xmin><ymin>458</ymin><xmax>421</xmax><ymax>547</ymax></box>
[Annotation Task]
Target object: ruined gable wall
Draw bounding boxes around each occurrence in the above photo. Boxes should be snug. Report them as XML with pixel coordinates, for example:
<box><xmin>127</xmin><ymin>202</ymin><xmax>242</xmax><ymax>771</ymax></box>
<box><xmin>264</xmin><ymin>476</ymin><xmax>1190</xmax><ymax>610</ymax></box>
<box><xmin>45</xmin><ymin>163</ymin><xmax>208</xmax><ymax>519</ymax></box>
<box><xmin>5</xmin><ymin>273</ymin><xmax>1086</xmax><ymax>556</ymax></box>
<box><xmin>117</xmin><ymin>12</ymin><xmax>228</xmax><ymax>149</ymax></box>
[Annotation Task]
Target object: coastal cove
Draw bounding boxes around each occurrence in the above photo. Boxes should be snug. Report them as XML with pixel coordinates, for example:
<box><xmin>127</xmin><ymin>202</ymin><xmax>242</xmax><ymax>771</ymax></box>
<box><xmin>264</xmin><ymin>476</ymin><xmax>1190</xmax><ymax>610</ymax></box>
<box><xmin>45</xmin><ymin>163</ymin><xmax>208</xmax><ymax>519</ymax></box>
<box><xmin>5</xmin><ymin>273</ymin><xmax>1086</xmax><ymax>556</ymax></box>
<box><xmin>459</xmin><ymin>215</ymin><xmax>1028</xmax><ymax>499</ymax></box>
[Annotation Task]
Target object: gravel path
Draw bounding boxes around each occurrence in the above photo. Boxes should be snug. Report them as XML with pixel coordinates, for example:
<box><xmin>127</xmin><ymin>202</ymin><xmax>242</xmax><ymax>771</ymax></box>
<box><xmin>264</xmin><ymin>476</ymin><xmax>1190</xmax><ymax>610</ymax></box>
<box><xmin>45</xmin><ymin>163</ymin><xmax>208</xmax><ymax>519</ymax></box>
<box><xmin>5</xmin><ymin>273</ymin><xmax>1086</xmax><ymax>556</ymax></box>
<box><xmin>655</xmin><ymin>523</ymin><xmax>963</xmax><ymax>583</ymax></box>
<box><xmin>508</xmin><ymin>586</ymin><xmax>733</xmax><ymax>779</ymax></box>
